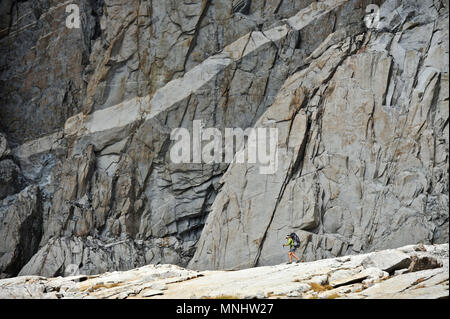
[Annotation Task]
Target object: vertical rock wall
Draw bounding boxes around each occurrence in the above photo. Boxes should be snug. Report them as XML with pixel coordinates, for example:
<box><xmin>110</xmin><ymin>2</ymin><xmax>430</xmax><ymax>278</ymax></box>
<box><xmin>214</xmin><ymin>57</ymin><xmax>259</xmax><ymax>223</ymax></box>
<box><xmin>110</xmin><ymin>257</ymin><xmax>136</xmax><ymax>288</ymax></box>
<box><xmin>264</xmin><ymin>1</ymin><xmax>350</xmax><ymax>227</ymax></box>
<box><xmin>190</xmin><ymin>0</ymin><xmax>449</xmax><ymax>270</ymax></box>
<box><xmin>0</xmin><ymin>0</ymin><xmax>447</xmax><ymax>277</ymax></box>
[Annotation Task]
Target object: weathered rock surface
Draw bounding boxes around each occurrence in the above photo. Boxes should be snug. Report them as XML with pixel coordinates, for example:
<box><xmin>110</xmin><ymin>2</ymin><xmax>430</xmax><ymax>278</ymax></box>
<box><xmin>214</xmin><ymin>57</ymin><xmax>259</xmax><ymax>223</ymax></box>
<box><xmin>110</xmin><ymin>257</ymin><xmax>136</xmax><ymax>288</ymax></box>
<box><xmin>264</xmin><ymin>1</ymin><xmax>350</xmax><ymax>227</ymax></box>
<box><xmin>190</xmin><ymin>0</ymin><xmax>449</xmax><ymax>270</ymax></box>
<box><xmin>0</xmin><ymin>0</ymin><xmax>99</xmax><ymax>145</ymax></box>
<box><xmin>0</xmin><ymin>186</ymin><xmax>42</xmax><ymax>277</ymax></box>
<box><xmin>0</xmin><ymin>0</ymin><xmax>448</xmax><ymax>278</ymax></box>
<box><xmin>0</xmin><ymin>244</ymin><xmax>447</xmax><ymax>299</ymax></box>
<box><xmin>0</xmin><ymin>131</ymin><xmax>24</xmax><ymax>200</ymax></box>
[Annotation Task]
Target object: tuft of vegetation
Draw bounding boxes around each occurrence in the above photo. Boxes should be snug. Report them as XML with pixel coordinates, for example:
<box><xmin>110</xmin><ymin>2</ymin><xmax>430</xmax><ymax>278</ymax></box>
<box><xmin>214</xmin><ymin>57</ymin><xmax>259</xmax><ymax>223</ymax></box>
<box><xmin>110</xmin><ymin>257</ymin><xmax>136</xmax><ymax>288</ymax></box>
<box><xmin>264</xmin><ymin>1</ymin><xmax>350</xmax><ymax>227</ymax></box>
<box><xmin>412</xmin><ymin>277</ymin><xmax>426</xmax><ymax>285</ymax></box>
<box><xmin>81</xmin><ymin>282</ymin><xmax>122</xmax><ymax>292</ymax></box>
<box><xmin>309</xmin><ymin>282</ymin><xmax>333</xmax><ymax>292</ymax></box>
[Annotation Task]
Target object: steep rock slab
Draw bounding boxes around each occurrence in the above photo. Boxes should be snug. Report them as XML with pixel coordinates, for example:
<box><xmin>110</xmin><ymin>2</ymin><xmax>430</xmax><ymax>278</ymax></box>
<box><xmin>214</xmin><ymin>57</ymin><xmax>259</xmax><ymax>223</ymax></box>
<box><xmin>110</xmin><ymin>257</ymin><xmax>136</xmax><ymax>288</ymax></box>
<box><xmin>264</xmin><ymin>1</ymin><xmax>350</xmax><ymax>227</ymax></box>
<box><xmin>345</xmin><ymin>267</ymin><xmax>448</xmax><ymax>299</ymax></box>
<box><xmin>10</xmin><ymin>131</ymin><xmax>65</xmax><ymax>184</ymax></box>
<box><xmin>189</xmin><ymin>31</ymin><xmax>364</xmax><ymax>270</ymax></box>
<box><xmin>190</xmin><ymin>0</ymin><xmax>449</xmax><ymax>270</ymax></box>
<box><xmin>0</xmin><ymin>159</ymin><xmax>22</xmax><ymax>200</ymax></box>
<box><xmin>0</xmin><ymin>132</ymin><xmax>24</xmax><ymax>200</ymax></box>
<box><xmin>64</xmin><ymin>0</ymin><xmax>350</xmax><ymax>149</ymax></box>
<box><xmin>16</xmin><ymin>0</ymin><xmax>360</xmax><ymax>277</ymax></box>
<box><xmin>0</xmin><ymin>132</ymin><xmax>11</xmax><ymax>159</ymax></box>
<box><xmin>0</xmin><ymin>0</ymin><xmax>99</xmax><ymax>144</ymax></box>
<box><xmin>18</xmin><ymin>236</ymin><xmax>153</xmax><ymax>278</ymax></box>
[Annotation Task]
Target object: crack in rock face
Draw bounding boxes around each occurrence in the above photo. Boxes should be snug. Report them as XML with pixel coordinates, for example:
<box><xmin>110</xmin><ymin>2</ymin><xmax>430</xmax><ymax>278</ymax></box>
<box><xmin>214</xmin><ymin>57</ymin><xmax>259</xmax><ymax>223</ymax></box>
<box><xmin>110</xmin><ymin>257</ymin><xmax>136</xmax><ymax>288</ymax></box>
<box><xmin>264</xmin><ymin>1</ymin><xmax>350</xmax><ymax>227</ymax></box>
<box><xmin>0</xmin><ymin>0</ymin><xmax>448</xmax><ymax>284</ymax></box>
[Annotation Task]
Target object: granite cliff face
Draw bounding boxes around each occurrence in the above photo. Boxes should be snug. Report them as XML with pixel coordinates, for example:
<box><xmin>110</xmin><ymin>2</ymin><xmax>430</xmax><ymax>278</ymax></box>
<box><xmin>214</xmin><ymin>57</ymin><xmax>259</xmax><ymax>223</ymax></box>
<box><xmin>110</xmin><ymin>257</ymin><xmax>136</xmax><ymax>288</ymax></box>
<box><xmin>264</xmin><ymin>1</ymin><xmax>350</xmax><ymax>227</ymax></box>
<box><xmin>0</xmin><ymin>0</ymin><xmax>448</xmax><ymax>278</ymax></box>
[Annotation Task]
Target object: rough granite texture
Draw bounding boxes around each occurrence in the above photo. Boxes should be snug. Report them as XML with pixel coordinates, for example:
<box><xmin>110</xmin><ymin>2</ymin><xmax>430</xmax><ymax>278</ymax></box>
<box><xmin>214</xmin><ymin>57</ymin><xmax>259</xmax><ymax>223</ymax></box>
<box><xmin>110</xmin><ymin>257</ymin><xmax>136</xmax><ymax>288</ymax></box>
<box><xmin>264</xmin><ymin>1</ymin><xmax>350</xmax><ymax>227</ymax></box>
<box><xmin>0</xmin><ymin>0</ymin><xmax>448</xmax><ymax>278</ymax></box>
<box><xmin>0</xmin><ymin>244</ymin><xmax>448</xmax><ymax>299</ymax></box>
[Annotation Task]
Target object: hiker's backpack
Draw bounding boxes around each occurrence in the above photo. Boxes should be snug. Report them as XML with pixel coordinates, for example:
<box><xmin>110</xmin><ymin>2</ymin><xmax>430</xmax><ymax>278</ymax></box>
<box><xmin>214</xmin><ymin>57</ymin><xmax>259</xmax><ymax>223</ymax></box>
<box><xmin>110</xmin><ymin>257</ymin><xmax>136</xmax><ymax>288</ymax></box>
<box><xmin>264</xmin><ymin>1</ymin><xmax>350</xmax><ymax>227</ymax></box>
<box><xmin>290</xmin><ymin>233</ymin><xmax>301</xmax><ymax>248</ymax></box>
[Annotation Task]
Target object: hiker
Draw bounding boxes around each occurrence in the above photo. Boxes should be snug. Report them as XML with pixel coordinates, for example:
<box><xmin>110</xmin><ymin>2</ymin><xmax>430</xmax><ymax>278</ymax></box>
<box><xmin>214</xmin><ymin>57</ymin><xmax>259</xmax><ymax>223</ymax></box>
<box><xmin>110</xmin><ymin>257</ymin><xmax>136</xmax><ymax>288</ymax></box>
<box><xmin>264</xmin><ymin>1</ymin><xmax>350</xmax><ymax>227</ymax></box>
<box><xmin>283</xmin><ymin>233</ymin><xmax>300</xmax><ymax>264</ymax></box>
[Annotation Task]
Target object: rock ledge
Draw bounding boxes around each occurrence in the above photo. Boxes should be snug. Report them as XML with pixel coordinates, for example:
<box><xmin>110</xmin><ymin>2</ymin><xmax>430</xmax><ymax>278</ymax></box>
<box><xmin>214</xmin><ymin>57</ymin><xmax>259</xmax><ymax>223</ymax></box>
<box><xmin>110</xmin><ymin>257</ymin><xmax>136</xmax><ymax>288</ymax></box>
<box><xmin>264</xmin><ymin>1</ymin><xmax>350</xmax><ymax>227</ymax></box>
<box><xmin>0</xmin><ymin>244</ymin><xmax>447</xmax><ymax>299</ymax></box>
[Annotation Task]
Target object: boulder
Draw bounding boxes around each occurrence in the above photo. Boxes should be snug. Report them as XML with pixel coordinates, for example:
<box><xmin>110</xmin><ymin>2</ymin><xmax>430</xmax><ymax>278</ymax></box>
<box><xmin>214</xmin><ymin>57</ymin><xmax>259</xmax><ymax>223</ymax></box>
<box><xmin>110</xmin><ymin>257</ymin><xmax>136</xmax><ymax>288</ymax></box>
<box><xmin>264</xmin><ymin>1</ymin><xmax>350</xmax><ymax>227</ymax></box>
<box><xmin>362</xmin><ymin>250</ymin><xmax>412</xmax><ymax>273</ymax></box>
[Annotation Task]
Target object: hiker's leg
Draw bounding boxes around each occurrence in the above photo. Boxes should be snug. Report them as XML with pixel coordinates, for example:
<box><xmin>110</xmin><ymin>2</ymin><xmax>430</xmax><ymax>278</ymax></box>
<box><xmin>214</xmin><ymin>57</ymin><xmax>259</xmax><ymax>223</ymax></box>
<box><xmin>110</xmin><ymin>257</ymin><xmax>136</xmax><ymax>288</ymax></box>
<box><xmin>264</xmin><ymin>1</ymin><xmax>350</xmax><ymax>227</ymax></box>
<box><xmin>288</xmin><ymin>252</ymin><xmax>292</xmax><ymax>263</ymax></box>
<box><xmin>292</xmin><ymin>252</ymin><xmax>300</xmax><ymax>261</ymax></box>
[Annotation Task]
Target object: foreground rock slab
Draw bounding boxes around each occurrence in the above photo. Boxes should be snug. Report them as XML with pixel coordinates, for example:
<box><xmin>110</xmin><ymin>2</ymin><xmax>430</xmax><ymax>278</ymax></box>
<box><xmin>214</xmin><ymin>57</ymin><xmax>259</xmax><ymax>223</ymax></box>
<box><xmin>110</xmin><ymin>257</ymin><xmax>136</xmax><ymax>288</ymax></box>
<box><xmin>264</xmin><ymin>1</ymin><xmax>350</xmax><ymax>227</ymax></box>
<box><xmin>0</xmin><ymin>244</ymin><xmax>447</xmax><ymax>299</ymax></box>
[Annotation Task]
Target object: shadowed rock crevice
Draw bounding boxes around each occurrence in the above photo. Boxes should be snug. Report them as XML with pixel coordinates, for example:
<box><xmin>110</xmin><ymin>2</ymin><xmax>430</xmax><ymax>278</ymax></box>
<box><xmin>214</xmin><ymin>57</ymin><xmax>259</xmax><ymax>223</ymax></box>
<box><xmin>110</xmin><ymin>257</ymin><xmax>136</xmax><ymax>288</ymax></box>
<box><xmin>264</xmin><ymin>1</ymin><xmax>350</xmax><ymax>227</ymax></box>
<box><xmin>0</xmin><ymin>186</ymin><xmax>43</xmax><ymax>278</ymax></box>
